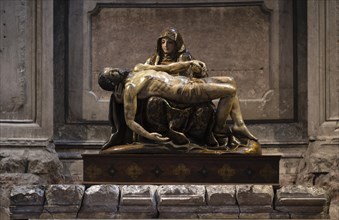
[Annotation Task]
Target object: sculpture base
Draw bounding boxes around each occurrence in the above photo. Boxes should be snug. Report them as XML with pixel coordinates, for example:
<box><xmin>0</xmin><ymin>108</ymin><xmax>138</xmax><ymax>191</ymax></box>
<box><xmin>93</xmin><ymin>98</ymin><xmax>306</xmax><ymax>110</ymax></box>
<box><xmin>82</xmin><ymin>154</ymin><xmax>280</xmax><ymax>185</ymax></box>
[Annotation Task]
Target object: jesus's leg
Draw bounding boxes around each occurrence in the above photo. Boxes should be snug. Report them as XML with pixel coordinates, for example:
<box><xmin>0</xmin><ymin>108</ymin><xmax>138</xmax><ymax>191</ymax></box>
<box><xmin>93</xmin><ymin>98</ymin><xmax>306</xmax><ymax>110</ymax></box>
<box><xmin>213</xmin><ymin>97</ymin><xmax>234</xmax><ymax>135</ymax></box>
<box><xmin>230</xmin><ymin>95</ymin><xmax>257</xmax><ymax>140</ymax></box>
<box><xmin>205</xmin><ymin>77</ymin><xmax>257</xmax><ymax>140</ymax></box>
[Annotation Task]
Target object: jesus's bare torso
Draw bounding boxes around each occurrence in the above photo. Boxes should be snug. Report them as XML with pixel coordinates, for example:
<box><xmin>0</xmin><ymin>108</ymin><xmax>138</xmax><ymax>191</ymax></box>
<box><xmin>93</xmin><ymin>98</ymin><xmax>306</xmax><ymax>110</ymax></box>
<box><xmin>125</xmin><ymin>69</ymin><xmax>205</xmax><ymax>103</ymax></box>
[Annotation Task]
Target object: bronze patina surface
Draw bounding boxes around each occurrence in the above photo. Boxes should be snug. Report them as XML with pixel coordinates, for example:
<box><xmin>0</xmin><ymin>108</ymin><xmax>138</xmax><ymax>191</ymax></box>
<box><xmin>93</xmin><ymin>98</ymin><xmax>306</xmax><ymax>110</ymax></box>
<box><xmin>98</xmin><ymin>28</ymin><xmax>261</xmax><ymax>155</ymax></box>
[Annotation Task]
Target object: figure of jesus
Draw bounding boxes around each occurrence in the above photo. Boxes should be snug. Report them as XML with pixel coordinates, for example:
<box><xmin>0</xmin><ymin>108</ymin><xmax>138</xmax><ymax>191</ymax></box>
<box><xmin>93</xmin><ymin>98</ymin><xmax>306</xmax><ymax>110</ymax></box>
<box><xmin>101</xmin><ymin>60</ymin><xmax>257</xmax><ymax>143</ymax></box>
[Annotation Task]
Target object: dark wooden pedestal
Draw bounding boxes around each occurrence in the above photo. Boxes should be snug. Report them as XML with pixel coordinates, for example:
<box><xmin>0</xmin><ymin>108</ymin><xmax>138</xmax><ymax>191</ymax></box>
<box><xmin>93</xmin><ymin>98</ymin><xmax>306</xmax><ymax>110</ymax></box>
<box><xmin>82</xmin><ymin>154</ymin><xmax>280</xmax><ymax>185</ymax></box>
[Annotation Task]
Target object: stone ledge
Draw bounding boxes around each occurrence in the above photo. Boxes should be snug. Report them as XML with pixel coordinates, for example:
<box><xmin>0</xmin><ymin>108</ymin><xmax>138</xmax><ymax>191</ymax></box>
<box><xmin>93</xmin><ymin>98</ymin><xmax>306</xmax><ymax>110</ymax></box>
<box><xmin>7</xmin><ymin>184</ymin><xmax>330</xmax><ymax>219</ymax></box>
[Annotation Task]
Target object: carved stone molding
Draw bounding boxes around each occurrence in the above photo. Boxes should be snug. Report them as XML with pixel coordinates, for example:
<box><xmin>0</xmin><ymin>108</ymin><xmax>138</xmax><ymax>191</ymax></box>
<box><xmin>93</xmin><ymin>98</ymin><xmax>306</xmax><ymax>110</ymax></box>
<box><xmin>0</xmin><ymin>0</ymin><xmax>54</xmax><ymax>143</ymax></box>
<box><xmin>308</xmin><ymin>0</ymin><xmax>339</xmax><ymax>138</ymax></box>
<box><xmin>0</xmin><ymin>0</ymin><xmax>35</xmax><ymax>123</ymax></box>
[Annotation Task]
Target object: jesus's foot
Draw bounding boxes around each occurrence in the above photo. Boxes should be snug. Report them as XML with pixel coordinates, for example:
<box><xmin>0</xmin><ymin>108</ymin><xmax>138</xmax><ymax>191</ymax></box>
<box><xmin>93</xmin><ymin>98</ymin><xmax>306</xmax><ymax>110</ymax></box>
<box><xmin>232</xmin><ymin>124</ymin><xmax>257</xmax><ymax>141</ymax></box>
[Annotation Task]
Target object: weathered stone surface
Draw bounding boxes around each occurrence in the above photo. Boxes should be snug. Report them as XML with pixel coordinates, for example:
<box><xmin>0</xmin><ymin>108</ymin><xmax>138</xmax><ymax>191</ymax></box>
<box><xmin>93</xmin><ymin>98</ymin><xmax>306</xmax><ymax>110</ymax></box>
<box><xmin>206</xmin><ymin>185</ymin><xmax>236</xmax><ymax>205</ymax></box>
<box><xmin>0</xmin><ymin>150</ymin><xmax>27</xmax><ymax>173</ymax></box>
<box><xmin>1</xmin><ymin>187</ymin><xmax>10</xmax><ymax>220</ymax></box>
<box><xmin>117</xmin><ymin>212</ymin><xmax>158</xmax><ymax>219</ymax></box>
<box><xmin>45</xmin><ymin>184</ymin><xmax>84</xmax><ymax>206</ymax></box>
<box><xmin>297</xmin><ymin>142</ymin><xmax>339</xmax><ymax>190</ymax></box>
<box><xmin>279</xmin><ymin>173</ymin><xmax>298</xmax><ymax>186</ymax></box>
<box><xmin>290</xmin><ymin>213</ymin><xmax>328</xmax><ymax>219</ymax></box>
<box><xmin>276</xmin><ymin>185</ymin><xmax>328</xmax><ymax>206</ymax></box>
<box><xmin>0</xmin><ymin>173</ymin><xmax>43</xmax><ymax>186</ymax></box>
<box><xmin>77</xmin><ymin>211</ymin><xmax>118</xmax><ymax>219</ymax></box>
<box><xmin>275</xmin><ymin>205</ymin><xmax>326</xmax><ymax>213</ymax></box>
<box><xmin>11</xmin><ymin>213</ymin><xmax>42</xmax><ymax>220</ymax></box>
<box><xmin>0</xmin><ymin>207</ymin><xmax>10</xmax><ymax>220</ymax></box>
<box><xmin>61</xmin><ymin>159</ymin><xmax>83</xmax><ymax>183</ymax></box>
<box><xmin>10</xmin><ymin>205</ymin><xmax>44</xmax><ymax>213</ymax></box>
<box><xmin>197</xmin><ymin>213</ymin><xmax>239</xmax><ymax>219</ymax></box>
<box><xmin>81</xmin><ymin>185</ymin><xmax>119</xmax><ymax>212</ymax></box>
<box><xmin>239</xmin><ymin>212</ymin><xmax>271</xmax><ymax>219</ymax></box>
<box><xmin>43</xmin><ymin>205</ymin><xmax>80</xmax><ymax>213</ymax></box>
<box><xmin>119</xmin><ymin>205</ymin><xmax>156</xmax><ymax>213</ymax></box>
<box><xmin>27</xmin><ymin>146</ymin><xmax>64</xmax><ymax>184</ymax></box>
<box><xmin>157</xmin><ymin>205</ymin><xmax>239</xmax><ymax>213</ymax></box>
<box><xmin>279</xmin><ymin>158</ymin><xmax>301</xmax><ymax>185</ymax></box>
<box><xmin>39</xmin><ymin>211</ymin><xmax>77</xmax><ymax>219</ymax></box>
<box><xmin>269</xmin><ymin>211</ymin><xmax>290</xmax><ymax>219</ymax></box>
<box><xmin>0</xmin><ymin>147</ymin><xmax>64</xmax><ymax>185</ymax></box>
<box><xmin>236</xmin><ymin>185</ymin><xmax>274</xmax><ymax>205</ymax></box>
<box><xmin>120</xmin><ymin>185</ymin><xmax>157</xmax><ymax>206</ymax></box>
<box><xmin>159</xmin><ymin>212</ymin><xmax>198</xmax><ymax>219</ymax></box>
<box><xmin>0</xmin><ymin>187</ymin><xmax>10</xmax><ymax>207</ymax></box>
<box><xmin>157</xmin><ymin>185</ymin><xmax>205</xmax><ymax>206</ymax></box>
<box><xmin>329</xmin><ymin>193</ymin><xmax>339</xmax><ymax>220</ymax></box>
<box><xmin>239</xmin><ymin>205</ymin><xmax>273</xmax><ymax>213</ymax></box>
<box><xmin>10</xmin><ymin>185</ymin><xmax>44</xmax><ymax>206</ymax></box>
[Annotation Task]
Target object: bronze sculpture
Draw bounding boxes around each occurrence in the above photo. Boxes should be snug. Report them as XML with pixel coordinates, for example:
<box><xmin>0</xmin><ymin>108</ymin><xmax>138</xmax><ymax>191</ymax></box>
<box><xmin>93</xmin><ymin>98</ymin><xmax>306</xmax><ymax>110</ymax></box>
<box><xmin>98</xmin><ymin>28</ymin><xmax>261</xmax><ymax>155</ymax></box>
<box><xmin>145</xmin><ymin>27</ymin><xmax>193</xmax><ymax>65</ymax></box>
<box><xmin>99</xmin><ymin>28</ymin><xmax>212</xmax><ymax>149</ymax></box>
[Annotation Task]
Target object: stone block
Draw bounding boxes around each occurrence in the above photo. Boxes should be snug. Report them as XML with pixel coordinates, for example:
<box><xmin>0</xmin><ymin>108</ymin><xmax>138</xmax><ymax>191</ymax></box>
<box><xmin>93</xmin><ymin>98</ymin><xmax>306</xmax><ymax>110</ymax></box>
<box><xmin>117</xmin><ymin>212</ymin><xmax>158</xmax><ymax>219</ymax></box>
<box><xmin>0</xmin><ymin>207</ymin><xmax>10</xmax><ymax>220</ymax></box>
<box><xmin>159</xmin><ymin>212</ymin><xmax>198</xmax><ymax>219</ymax></box>
<box><xmin>0</xmin><ymin>151</ymin><xmax>27</xmax><ymax>173</ymax></box>
<box><xmin>197</xmin><ymin>213</ymin><xmax>239</xmax><ymax>219</ymax></box>
<box><xmin>279</xmin><ymin>173</ymin><xmax>298</xmax><ymax>186</ymax></box>
<box><xmin>0</xmin><ymin>188</ymin><xmax>10</xmax><ymax>207</ymax></box>
<box><xmin>119</xmin><ymin>205</ymin><xmax>156</xmax><ymax>213</ymax></box>
<box><xmin>10</xmin><ymin>185</ymin><xmax>44</xmax><ymax>206</ymax></box>
<box><xmin>0</xmin><ymin>173</ymin><xmax>43</xmax><ymax>186</ymax></box>
<box><xmin>120</xmin><ymin>185</ymin><xmax>157</xmax><ymax>206</ymax></box>
<box><xmin>81</xmin><ymin>185</ymin><xmax>119</xmax><ymax>212</ymax></box>
<box><xmin>11</xmin><ymin>213</ymin><xmax>42</xmax><ymax>220</ymax></box>
<box><xmin>45</xmin><ymin>184</ymin><xmax>84</xmax><ymax>206</ymax></box>
<box><xmin>205</xmin><ymin>185</ymin><xmax>236</xmax><ymax>205</ymax></box>
<box><xmin>0</xmin><ymin>147</ymin><xmax>63</xmax><ymax>185</ymax></box>
<box><xmin>290</xmin><ymin>213</ymin><xmax>328</xmax><ymax>219</ymax></box>
<box><xmin>157</xmin><ymin>205</ymin><xmax>239</xmax><ymax>213</ymax></box>
<box><xmin>27</xmin><ymin>147</ymin><xmax>64</xmax><ymax>183</ymax></box>
<box><xmin>239</xmin><ymin>205</ymin><xmax>273</xmax><ymax>213</ymax></box>
<box><xmin>39</xmin><ymin>211</ymin><xmax>77</xmax><ymax>219</ymax></box>
<box><xmin>77</xmin><ymin>211</ymin><xmax>118</xmax><ymax>218</ymax></box>
<box><xmin>329</xmin><ymin>194</ymin><xmax>339</xmax><ymax>220</ymax></box>
<box><xmin>239</xmin><ymin>213</ymin><xmax>271</xmax><ymax>219</ymax></box>
<box><xmin>275</xmin><ymin>205</ymin><xmax>326</xmax><ymax>213</ymax></box>
<box><xmin>10</xmin><ymin>205</ymin><xmax>43</xmax><ymax>213</ymax></box>
<box><xmin>269</xmin><ymin>211</ymin><xmax>290</xmax><ymax>219</ymax></box>
<box><xmin>43</xmin><ymin>204</ymin><xmax>80</xmax><ymax>213</ymax></box>
<box><xmin>157</xmin><ymin>185</ymin><xmax>205</xmax><ymax>206</ymax></box>
<box><xmin>61</xmin><ymin>159</ymin><xmax>83</xmax><ymax>183</ymax></box>
<box><xmin>236</xmin><ymin>185</ymin><xmax>274</xmax><ymax>206</ymax></box>
<box><xmin>280</xmin><ymin>158</ymin><xmax>301</xmax><ymax>175</ymax></box>
<box><xmin>275</xmin><ymin>185</ymin><xmax>328</xmax><ymax>206</ymax></box>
